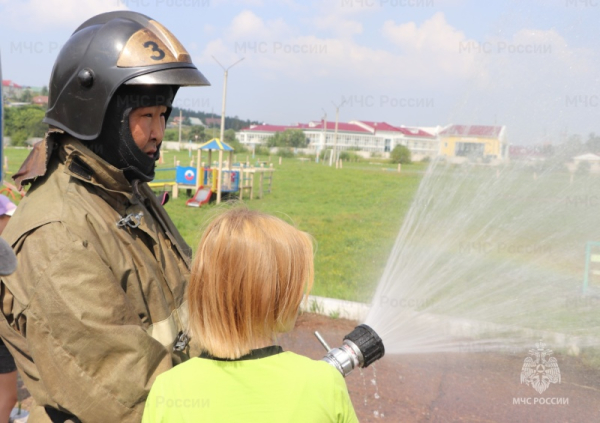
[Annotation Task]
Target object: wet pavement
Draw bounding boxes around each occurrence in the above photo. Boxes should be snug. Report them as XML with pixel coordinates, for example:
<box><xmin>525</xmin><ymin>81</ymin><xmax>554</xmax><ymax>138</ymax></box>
<box><xmin>13</xmin><ymin>312</ymin><xmax>600</xmax><ymax>422</ymax></box>
<box><xmin>281</xmin><ymin>313</ymin><xmax>600</xmax><ymax>423</ymax></box>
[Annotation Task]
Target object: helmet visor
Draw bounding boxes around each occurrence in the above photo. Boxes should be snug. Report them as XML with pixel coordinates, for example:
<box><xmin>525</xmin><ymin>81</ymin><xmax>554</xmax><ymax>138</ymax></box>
<box><xmin>125</xmin><ymin>67</ymin><xmax>210</xmax><ymax>87</ymax></box>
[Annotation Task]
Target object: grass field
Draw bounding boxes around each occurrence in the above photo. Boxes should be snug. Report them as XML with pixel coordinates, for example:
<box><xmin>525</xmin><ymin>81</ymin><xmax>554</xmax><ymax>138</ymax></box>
<box><xmin>4</xmin><ymin>146</ymin><xmax>425</xmax><ymax>301</ymax></box>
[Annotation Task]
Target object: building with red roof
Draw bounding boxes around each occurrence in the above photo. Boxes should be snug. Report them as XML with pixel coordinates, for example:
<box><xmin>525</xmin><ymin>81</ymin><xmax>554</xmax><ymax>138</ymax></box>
<box><xmin>2</xmin><ymin>80</ymin><xmax>25</xmax><ymax>98</ymax></box>
<box><xmin>32</xmin><ymin>95</ymin><xmax>49</xmax><ymax>106</ymax></box>
<box><xmin>351</xmin><ymin>121</ymin><xmax>438</xmax><ymax>159</ymax></box>
<box><xmin>236</xmin><ymin>123</ymin><xmax>309</xmax><ymax>147</ymax></box>
<box><xmin>236</xmin><ymin>119</ymin><xmax>440</xmax><ymax>159</ymax></box>
<box><xmin>204</xmin><ymin>117</ymin><xmax>222</xmax><ymax>127</ymax></box>
<box><xmin>508</xmin><ymin>144</ymin><xmax>553</xmax><ymax>160</ymax></box>
<box><xmin>439</xmin><ymin>124</ymin><xmax>507</xmax><ymax>159</ymax></box>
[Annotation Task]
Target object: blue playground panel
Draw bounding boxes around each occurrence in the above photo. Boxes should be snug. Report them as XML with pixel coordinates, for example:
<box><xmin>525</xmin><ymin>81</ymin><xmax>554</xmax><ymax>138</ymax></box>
<box><xmin>154</xmin><ymin>166</ymin><xmax>239</xmax><ymax>193</ymax></box>
<box><xmin>201</xmin><ymin>168</ymin><xmax>213</xmax><ymax>187</ymax></box>
<box><xmin>176</xmin><ymin>166</ymin><xmax>197</xmax><ymax>186</ymax></box>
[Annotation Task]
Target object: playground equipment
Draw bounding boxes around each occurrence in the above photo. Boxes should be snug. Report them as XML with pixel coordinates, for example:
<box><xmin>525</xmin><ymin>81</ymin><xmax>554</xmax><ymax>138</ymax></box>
<box><xmin>150</xmin><ymin>139</ymin><xmax>275</xmax><ymax>207</ymax></box>
<box><xmin>148</xmin><ymin>165</ymin><xmax>199</xmax><ymax>199</ymax></box>
<box><xmin>0</xmin><ymin>180</ymin><xmax>25</xmax><ymax>201</ymax></box>
<box><xmin>192</xmin><ymin>138</ymin><xmax>275</xmax><ymax>206</ymax></box>
<box><xmin>186</xmin><ymin>187</ymin><xmax>212</xmax><ymax>207</ymax></box>
<box><xmin>192</xmin><ymin>138</ymin><xmax>238</xmax><ymax>207</ymax></box>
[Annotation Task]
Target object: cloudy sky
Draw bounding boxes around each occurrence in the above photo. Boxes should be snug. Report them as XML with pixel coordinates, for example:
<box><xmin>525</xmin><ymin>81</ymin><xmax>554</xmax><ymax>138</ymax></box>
<box><xmin>1</xmin><ymin>0</ymin><xmax>599</xmax><ymax>144</ymax></box>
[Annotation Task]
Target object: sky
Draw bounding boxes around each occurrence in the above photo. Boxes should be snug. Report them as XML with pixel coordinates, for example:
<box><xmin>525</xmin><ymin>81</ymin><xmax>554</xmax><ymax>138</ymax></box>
<box><xmin>1</xmin><ymin>0</ymin><xmax>600</xmax><ymax>144</ymax></box>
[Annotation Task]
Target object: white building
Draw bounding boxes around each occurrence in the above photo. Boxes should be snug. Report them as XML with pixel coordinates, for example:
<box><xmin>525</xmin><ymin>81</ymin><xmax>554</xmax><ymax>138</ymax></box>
<box><xmin>236</xmin><ymin>120</ymin><xmax>439</xmax><ymax>160</ymax></box>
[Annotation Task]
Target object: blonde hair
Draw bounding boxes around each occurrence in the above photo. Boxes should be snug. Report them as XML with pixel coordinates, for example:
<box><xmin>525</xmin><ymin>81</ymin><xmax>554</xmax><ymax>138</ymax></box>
<box><xmin>188</xmin><ymin>208</ymin><xmax>314</xmax><ymax>359</ymax></box>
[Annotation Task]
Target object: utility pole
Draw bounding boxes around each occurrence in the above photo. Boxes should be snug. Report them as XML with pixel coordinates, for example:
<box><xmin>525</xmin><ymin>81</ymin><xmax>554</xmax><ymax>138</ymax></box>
<box><xmin>178</xmin><ymin>109</ymin><xmax>182</xmax><ymax>143</ymax></box>
<box><xmin>319</xmin><ymin>108</ymin><xmax>327</xmax><ymax>164</ymax></box>
<box><xmin>212</xmin><ymin>56</ymin><xmax>244</xmax><ymax>204</ymax></box>
<box><xmin>331</xmin><ymin>100</ymin><xmax>345</xmax><ymax>167</ymax></box>
<box><xmin>211</xmin><ymin>107</ymin><xmax>217</xmax><ymax>139</ymax></box>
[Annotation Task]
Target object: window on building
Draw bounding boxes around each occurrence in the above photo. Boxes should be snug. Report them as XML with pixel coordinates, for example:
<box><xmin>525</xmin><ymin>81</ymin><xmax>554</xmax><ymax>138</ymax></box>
<box><xmin>384</xmin><ymin>138</ymin><xmax>391</xmax><ymax>153</ymax></box>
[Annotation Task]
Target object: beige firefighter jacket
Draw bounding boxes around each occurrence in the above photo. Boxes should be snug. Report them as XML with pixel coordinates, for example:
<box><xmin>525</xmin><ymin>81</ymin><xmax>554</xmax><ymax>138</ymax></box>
<box><xmin>0</xmin><ymin>131</ymin><xmax>193</xmax><ymax>422</ymax></box>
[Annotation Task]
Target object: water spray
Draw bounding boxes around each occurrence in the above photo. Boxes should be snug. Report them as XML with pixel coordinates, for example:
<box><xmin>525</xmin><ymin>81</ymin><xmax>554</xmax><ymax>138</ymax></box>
<box><xmin>314</xmin><ymin>324</ymin><xmax>385</xmax><ymax>377</ymax></box>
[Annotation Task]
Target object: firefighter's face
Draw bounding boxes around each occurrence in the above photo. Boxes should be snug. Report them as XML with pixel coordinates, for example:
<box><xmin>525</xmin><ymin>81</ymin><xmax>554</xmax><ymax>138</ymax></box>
<box><xmin>129</xmin><ymin>105</ymin><xmax>168</xmax><ymax>159</ymax></box>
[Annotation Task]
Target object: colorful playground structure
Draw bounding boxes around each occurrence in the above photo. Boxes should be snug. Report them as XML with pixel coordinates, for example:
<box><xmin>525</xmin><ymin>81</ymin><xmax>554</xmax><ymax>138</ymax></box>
<box><xmin>149</xmin><ymin>138</ymin><xmax>275</xmax><ymax>207</ymax></box>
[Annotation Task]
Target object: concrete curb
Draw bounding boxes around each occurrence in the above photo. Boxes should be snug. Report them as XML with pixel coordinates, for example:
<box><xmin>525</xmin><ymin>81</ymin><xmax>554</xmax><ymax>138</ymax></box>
<box><xmin>299</xmin><ymin>296</ymin><xmax>598</xmax><ymax>353</ymax></box>
<box><xmin>301</xmin><ymin>295</ymin><xmax>369</xmax><ymax>322</ymax></box>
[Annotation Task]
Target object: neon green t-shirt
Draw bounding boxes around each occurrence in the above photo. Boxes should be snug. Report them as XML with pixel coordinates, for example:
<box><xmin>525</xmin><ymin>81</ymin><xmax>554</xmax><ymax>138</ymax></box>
<box><xmin>142</xmin><ymin>346</ymin><xmax>359</xmax><ymax>423</ymax></box>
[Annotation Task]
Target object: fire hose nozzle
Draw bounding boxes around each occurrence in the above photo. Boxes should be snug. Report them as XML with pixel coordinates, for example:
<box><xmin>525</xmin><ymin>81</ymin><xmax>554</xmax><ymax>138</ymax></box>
<box><xmin>315</xmin><ymin>324</ymin><xmax>385</xmax><ymax>378</ymax></box>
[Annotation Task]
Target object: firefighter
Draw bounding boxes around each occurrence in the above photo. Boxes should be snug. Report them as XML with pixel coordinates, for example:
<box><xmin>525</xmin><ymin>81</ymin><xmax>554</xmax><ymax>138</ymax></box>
<box><xmin>0</xmin><ymin>11</ymin><xmax>209</xmax><ymax>422</ymax></box>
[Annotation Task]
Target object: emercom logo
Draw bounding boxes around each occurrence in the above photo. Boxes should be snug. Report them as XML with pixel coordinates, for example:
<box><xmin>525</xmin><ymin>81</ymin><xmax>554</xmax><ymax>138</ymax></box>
<box><xmin>520</xmin><ymin>341</ymin><xmax>561</xmax><ymax>394</ymax></box>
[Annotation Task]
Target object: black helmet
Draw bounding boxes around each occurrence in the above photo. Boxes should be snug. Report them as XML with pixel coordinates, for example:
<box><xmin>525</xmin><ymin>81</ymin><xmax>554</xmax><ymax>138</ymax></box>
<box><xmin>44</xmin><ymin>11</ymin><xmax>210</xmax><ymax>140</ymax></box>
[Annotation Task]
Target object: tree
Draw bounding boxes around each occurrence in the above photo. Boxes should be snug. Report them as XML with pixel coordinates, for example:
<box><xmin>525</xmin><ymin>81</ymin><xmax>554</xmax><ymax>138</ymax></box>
<box><xmin>266</xmin><ymin>129</ymin><xmax>307</xmax><ymax>148</ymax></box>
<box><xmin>41</xmin><ymin>86</ymin><xmax>49</xmax><ymax>96</ymax></box>
<box><xmin>564</xmin><ymin>134</ymin><xmax>584</xmax><ymax>156</ymax></box>
<box><xmin>4</xmin><ymin>105</ymin><xmax>46</xmax><ymax>146</ymax></box>
<box><xmin>224</xmin><ymin>128</ymin><xmax>236</xmax><ymax>144</ymax></box>
<box><xmin>586</xmin><ymin>132</ymin><xmax>600</xmax><ymax>153</ymax></box>
<box><xmin>390</xmin><ymin>144</ymin><xmax>412</xmax><ymax>164</ymax></box>
<box><xmin>223</xmin><ymin>129</ymin><xmax>246</xmax><ymax>153</ymax></box>
<box><xmin>163</xmin><ymin>128</ymin><xmax>179</xmax><ymax>141</ymax></box>
<box><xmin>288</xmin><ymin>129</ymin><xmax>307</xmax><ymax>148</ymax></box>
<box><xmin>267</xmin><ymin>131</ymin><xmax>285</xmax><ymax>148</ymax></box>
<box><xmin>576</xmin><ymin>160</ymin><xmax>591</xmax><ymax>175</ymax></box>
<box><xmin>189</xmin><ymin>125</ymin><xmax>206</xmax><ymax>143</ymax></box>
<box><xmin>169</xmin><ymin>106</ymin><xmax>261</xmax><ymax>133</ymax></box>
<box><xmin>19</xmin><ymin>89</ymin><xmax>33</xmax><ymax>103</ymax></box>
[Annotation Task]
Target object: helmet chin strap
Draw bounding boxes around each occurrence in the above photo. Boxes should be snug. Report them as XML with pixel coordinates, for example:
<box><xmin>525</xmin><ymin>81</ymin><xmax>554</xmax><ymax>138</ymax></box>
<box><xmin>90</xmin><ymin>85</ymin><xmax>174</xmax><ymax>183</ymax></box>
<box><xmin>118</xmin><ymin>106</ymin><xmax>162</xmax><ymax>183</ymax></box>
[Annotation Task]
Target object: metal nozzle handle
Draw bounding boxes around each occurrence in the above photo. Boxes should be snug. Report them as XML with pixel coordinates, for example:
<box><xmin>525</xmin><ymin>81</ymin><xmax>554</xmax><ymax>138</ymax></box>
<box><xmin>314</xmin><ymin>331</ymin><xmax>332</xmax><ymax>352</ymax></box>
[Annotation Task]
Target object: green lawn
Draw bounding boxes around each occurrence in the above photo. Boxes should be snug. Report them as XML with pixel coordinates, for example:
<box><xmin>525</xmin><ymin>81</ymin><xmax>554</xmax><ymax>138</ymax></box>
<box><xmin>4</xmin><ymin>147</ymin><xmax>31</xmax><ymax>177</ymax></box>
<box><xmin>4</xmin><ymin>146</ymin><xmax>425</xmax><ymax>301</ymax></box>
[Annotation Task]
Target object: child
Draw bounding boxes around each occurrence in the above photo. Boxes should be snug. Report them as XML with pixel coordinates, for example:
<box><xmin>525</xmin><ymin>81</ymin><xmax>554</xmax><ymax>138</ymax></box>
<box><xmin>143</xmin><ymin>208</ymin><xmax>358</xmax><ymax>422</ymax></box>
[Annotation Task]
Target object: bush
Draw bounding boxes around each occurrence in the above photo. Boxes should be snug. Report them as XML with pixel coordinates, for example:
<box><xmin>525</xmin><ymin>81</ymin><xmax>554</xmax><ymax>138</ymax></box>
<box><xmin>576</xmin><ymin>161</ymin><xmax>591</xmax><ymax>175</ymax></box>
<box><xmin>255</xmin><ymin>146</ymin><xmax>270</xmax><ymax>156</ymax></box>
<box><xmin>267</xmin><ymin>129</ymin><xmax>307</xmax><ymax>148</ymax></box>
<box><xmin>226</xmin><ymin>137</ymin><xmax>248</xmax><ymax>153</ymax></box>
<box><xmin>163</xmin><ymin>128</ymin><xmax>179</xmax><ymax>141</ymax></box>
<box><xmin>10</xmin><ymin>130</ymin><xmax>28</xmax><ymax>146</ymax></box>
<box><xmin>277</xmin><ymin>147</ymin><xmax>295</xmax><ymax>158</ymax></box>
<box><xmin>390</xmin><ymin>145</ymin><xmax>412</xmax><ymax>164</ymax></box>
<box><xmin>339</xmin><ymin>151</ymin><xmax>360</xmax><ymax>162</ymax></box>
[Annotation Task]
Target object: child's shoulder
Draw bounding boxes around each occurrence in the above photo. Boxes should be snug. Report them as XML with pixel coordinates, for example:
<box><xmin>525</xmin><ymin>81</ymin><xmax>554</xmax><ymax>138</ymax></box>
<box><xmin>278</xmin><ymin>352</ymin><xmax>345</xmax><ymax>383</ymax></box>
<box><xmin>155</xmin><ymin>357</ymin><xmax>205</xmax><ymax>383</ymax></box>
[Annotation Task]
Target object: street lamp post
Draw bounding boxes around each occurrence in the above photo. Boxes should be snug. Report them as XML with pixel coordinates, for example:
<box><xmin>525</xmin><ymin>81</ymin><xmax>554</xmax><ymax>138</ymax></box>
<box><xmin>212</xmin><ymin>56</ymin><xmax>244</xmax><ymax>204</ymax></box>
<box><xmin>331</xmin><ymin>100</ymin><xmax>345</xmax><ymax>167</ymax></box>
<box><xmin>319</xmin><ymin>108</ymin><xmax>327</xmax><ymax>164</ymax></box>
